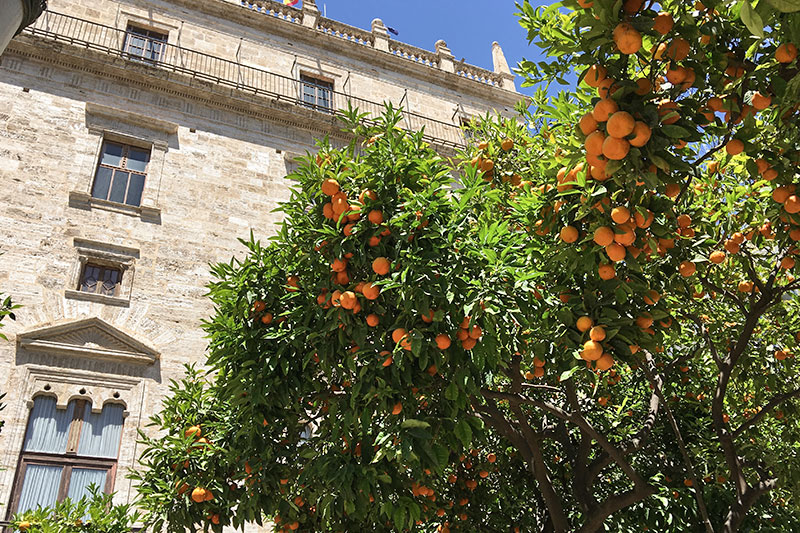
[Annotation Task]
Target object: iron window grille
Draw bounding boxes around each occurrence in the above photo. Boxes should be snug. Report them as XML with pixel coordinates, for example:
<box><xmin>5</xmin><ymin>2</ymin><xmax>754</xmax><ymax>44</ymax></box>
<box><xmin>122</xmin><ymin>26</ymin><xmax>167</xmax><ymax>63</ymax></box>
<box><xmin>300</xmin><ymin>74</ymin><xmax>334</xmax><ymax>113</ymax></box>
<box><xmin>91</xmin><ymin>141</ymin><xmax>149</xmax><ymax>207</ymax></box>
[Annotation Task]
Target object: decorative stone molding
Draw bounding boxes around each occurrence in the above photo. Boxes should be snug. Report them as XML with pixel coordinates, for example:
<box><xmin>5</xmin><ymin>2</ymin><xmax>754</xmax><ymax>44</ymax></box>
<box><xmin>435</xmin><ymin>40</ymin><xmax>455</xmax><ymax>74</ymax></box>
<box><xmin>371</xmin><ymin>18</ymin><xmax>389</xmax><ymax>53</ymax></box>
<box><xmin>300</xmin><ymin>0</ymin><xmax>318</xmax><ymax>30</ymax></box>
<box><xmin>17</xmin><ymin>317</ymin><xmax>160</xmax><ymax>366</ymax></box>
<box><xmin>64</xmin><ymin>238</ymin><xmax>139</xmax><ymax>307</ymax></box>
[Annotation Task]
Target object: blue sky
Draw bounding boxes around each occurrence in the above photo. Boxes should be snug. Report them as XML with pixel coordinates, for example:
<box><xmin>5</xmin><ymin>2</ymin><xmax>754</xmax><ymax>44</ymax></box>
<box><xmin>315</xmin><ymin>1</ymin><xmax>550</xmax><ymax>96</ymax></box>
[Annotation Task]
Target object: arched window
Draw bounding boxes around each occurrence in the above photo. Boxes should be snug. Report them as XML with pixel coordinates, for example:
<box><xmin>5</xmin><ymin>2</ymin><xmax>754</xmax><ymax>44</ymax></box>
<box><xmin>9</xmin><ymin>396</ymin><xmax>124</xmax><ymax>515</ymax></box>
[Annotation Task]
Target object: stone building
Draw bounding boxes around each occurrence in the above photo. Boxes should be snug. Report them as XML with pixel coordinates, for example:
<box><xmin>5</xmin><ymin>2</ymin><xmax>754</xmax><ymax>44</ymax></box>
<box><xmin>0</xmin><ymin>0</ymin><xmax>522</xmax><ymax>523</ymax></box>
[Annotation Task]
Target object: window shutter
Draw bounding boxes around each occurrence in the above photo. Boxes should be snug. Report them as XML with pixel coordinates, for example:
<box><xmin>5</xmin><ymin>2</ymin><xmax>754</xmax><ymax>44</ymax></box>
<box><xmin>77</xmin><ymin>403</ymin><xmax>124</xmax><ymax>458</ymax></box>
<box><xmin>22</xmin><ymin>397</ymin><xmax>75</xmax><ymax>454</ymax></box>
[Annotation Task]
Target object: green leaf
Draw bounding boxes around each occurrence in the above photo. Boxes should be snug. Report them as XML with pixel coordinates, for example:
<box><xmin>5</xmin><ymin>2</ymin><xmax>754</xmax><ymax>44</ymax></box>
<box><xmin>454</xmin><ymin>419</ymin><xmax>472</xmax><ymax>448</ymax></box>
<box><xmin>764</xmin><ymin>0</ymin><xmax>800</xmax><ymax>12</ymax></box>
<box><xmin>559</xmin><ymin>366</ymin><xmax>581</xmax><ymax>382</ymax></box>
<box><xmin>740</xmin><ymin>1</ymin><xmax>765</xmax><ymax>38</ymax></box>
<box><xmin>401</xmin><ymin>419</ymin><xmax>431</xmax><ymax>430</ymax></box>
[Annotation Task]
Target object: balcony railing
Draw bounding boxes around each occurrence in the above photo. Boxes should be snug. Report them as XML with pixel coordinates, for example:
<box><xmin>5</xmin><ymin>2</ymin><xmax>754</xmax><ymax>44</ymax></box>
<box><xmin>20</xmin><ymin>10</ymin><xmax>468</xmax><ymax>148</ymax></box>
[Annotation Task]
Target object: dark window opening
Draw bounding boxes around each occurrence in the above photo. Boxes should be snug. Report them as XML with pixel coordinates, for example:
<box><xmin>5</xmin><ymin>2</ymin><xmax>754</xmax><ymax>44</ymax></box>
<box><xmin>91</xmin><ymin>141</ymin><xmax>149</xmax><ymax>207</ymax></box>
<box><xmin>79</xmin><ymin>263</ymin><xmax>122</xmax><ymax>297</ymax></box>
<box><xmin>123</xmin><ymin>26</ymin><xmax>168</xmax><ymax>62</ymax></box>
<box><xmin>300</xmin><ymin>74</ymin><xmax>333</xmax><ymax>113</ymax></box>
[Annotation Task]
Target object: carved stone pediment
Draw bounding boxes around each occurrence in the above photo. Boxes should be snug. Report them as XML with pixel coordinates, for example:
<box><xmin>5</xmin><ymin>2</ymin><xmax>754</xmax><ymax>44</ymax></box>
<box><xmin>17</xmin><ymin>317</ymin><xmax>159</xmax><ymax>365</ymax></box>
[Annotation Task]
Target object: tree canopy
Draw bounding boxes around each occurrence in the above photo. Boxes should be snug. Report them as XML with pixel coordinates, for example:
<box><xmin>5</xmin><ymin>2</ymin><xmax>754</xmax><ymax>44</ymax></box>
<box><xmin>133</xmin><ymin>1</ymin><xmax>800</xmax><ymax>532</ymax></box>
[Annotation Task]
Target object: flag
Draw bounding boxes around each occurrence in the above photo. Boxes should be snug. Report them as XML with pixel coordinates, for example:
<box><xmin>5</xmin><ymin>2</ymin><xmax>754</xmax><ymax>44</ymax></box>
<box><xmin>284</xmin><ymin>0</ymin><xmax>299</xmax><ymax>6</ymax></box>
<box><xmin>387</xmin><ymin>26</ymin><xmax>399</xmax><ymax>36</ymax></box>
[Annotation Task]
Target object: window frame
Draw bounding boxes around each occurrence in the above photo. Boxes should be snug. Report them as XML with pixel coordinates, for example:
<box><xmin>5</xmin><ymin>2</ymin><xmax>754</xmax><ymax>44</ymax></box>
<box><xmin>122</xmin><ymin>25</ymin><xmax>168</xmax><ymax>63</ymax></box>
<box><xmin>299</xmin><ymin>73</ymin><xmax>334</xmax><ymax>113</ymax></box>
<box><xmin>6</xmin><ymin>399</ymin><xmax>124</xmax><ymax>517</ymax></box>
<box><xmin>90</xmin><ymin>141</ymin><xmax>150</xmax><ymax>208</ymax></box>
<box><xmin>77</xmin><ymin>263</ymin><xmax>123</xmax><ymax>298</ymax></box>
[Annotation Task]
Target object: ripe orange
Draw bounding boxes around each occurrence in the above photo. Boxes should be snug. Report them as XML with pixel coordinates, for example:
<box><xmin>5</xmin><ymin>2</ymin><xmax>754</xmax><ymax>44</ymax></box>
<box><xmin>611</xmin><ymin>206</ymin><xmax>631</xmax><ymax>224</ymax></box>
<box><xmin>635</xmin><ymin>78</ymin><xmax>652</xmax><ymax>95</ymax></box>
<box><xmin>709</xmin><ymin>251</ymin><xmax>726</xmax><ymax>264</ymax></box>
<box><xmin>602</xmin><ymin>136</ymin><xmax>630</xmax><ymax>160</ymax></box>
<box><xmin>738</xmin><ymin>281</ymin><xmax>754</xmax><ymax>293</ymax></box>
<box><xmin>340</xmin><ymin>291</ymin><xmax>357</xmax><ymax>309</ymax></box>
<box><xmin>595</xmin><ymin>353</ymin><xmax>614</xmax><ymax>371</ymax></box>
<box><xmin>665</xmin><ymin>65</ymin><xmax>687</xmax><ymax>85</ymax></box>
<box><xmin>579</xmin><ymin>113</ymin><xmax>599</xmax><ymax>135</ymax></box>
<box><xmin>576</xmin><ymin>316</ymin><xmax>593</xmax><ymax>332</ymax></box>
<box><xmin>634</xmin><ymin>210</ymin><xmax>654</xmax><ymax>228</ymax></box>
<box><xmin>653</xmin><ymin>12</ymin><xmax>674</xmax><ymax>35</ymax></box>
<box><xmin>585</xmin><ymin>131</ymin><xmax>606</xmax><ymax>156</ymax></box>
<box><xmin>362</xmin><ymin>283</ymin><xmax>380</xmax><ymax>300</ymax></box>
<box><xmin>359</xmin><ymin>189</ymin><xmax>377</xmax><ymax>203</ymax></box>
<box><xmin>589</xmin><ymin>326</ymin><xmax>606</xmax><ymax>342</ymax></box>
<box><xmin>322</xmin><ymin>203</ymin><xmax>334</xmax><ymax>219</ymax></box>
<box><xmin>469</xmin><ymin>325</ymin><xmax>483</xmax><ymax>339</ymax></box>
<box><xmin>679</xmin><ymin>261</ymin><xmax>696</xmax><ymax>277</ymax></box>
<box><xmin>629</xmin><ymin>121</ymin><xmax>652</xmax><ymax>147</ymax></box>
<box><xmin>776</xmin><ymin>43</ymin><xmax>798</xmax><ymax>64</ymax></box>
<box><xmin>462</xmin><ymin>337</ymin><xmax>477</xmax><ymax>350</ymax></box>
<box><xmin>598</xmin><ymin>263</ymin><xmax>616</xmax><ymax>280</ymax></box>
<box><xmin>392</xmin><ymin>402</ymin><xmax>403</xmax><ymax>415</ymax></box>
<box><xmin>658</xmin><ymin>100</ymin><xmax>680</xmax><ymax>125</ymax></box>
<box><xmin>623</xmin><ymin>0</ymin><xmax>643</xmax><ymax>14</ymax></box>
<box><xmin>436</xmin><ymin>334</ymin><xmax>451</xmax><ymax>350</ymax></box>
<box><xmin>593</xmin><ymin>226</ymin><xmax>615</xmax><ymax>246</ymax></box>
<box><xmin>726</xmin><ymin>139</ymin><xmax>744</xmax><ymax>156</ymax></box>
<box><xmin>366</xmin><ymin>313</ymin><xmax>380</xmax><ymax>327</ymax></box>
<box><xmin>606</xmin><ymin>243</ymin><xmax>626</xmax><ymax>262</ymax></box>
<box><xmin>501</xmin><ymin>138</ymin><xmax>514</xmax><ymax>151</ymax></box>
<box><xmin>636</xmin><ymin>314</ymin><xmax>653</xmax><ymax>329</ymax></box>
<box><xmin>613</xmin><ymin>23</ymin><xmax>642</xmax><ymax>55</ymax></box>
<box><xmin>781</xmin><ymin>256</ymin><xmax>796</xmax><ymax>270</ymax></box>
<box><xmin>368</xmin><ymin>210</ymin><xmax>384</xmax><ymax>224</ymax></box>
<box><xmin>332</xmin><ymin>258</ymin><xmax>347</xmax><ymax>272</ymax></box>
<box><xmin>584</xmin><ymin>64</ymin><xmax>607</xmax><ymax>87</ymax></box>
<box><xmin>593</xmin><ymin>99</ymin><xmax>619</xmax><ymax>122</ymax></box>
<box><xmin>665</xmin><ymin>183</ymin><xmax>681</xmax><ymax>198</ymax></box>
<box><xmin>321</xmin><ymin>179</ymin><xmax>340</xmax><ymax>196</ymax></box>
<box><xmin>665</xmin><ymin>38</ymin><xmax>690</xmax><ymax>61</ymax></box>
<box><xmin>185</xmin><ymin>425</ymin><xmax>202</xmax><ymax>438</ymax></box>
<box><xmin>583</xmin><ymin>340</ymin><xmax>603</xmax><ymax>361</ymax></box>
<box><xmin>785</xmin><ymin>195</ymin><xmax>800</xmax><ymax>214</ymax></box>
<box><xmin>560</xmin><ymin>225</ymin><xmax>579</xmax><ymax>243</ymax></box>
<box><xmin>606</xmin><ymin>111</ymin><xmax>635</xmax><ymax>138</ymax></box>
<box><xmin>752</xmin><ymin>92</ymin><xmax>771</xmax><ymax>111</ymax></box>
<box><xmin>372</xmin><ymin>257</ymin><xmax>390</xmax><ymax>275</ymax></box>
<box><xmin>643</xmin><ymin>290</ymin><xmax>660</xmax><ymax>305</ymax></box>
<box><xmin>191</xmin><ymin>487</ymin><xmax>209</xmax><ymax>503</ymax></box>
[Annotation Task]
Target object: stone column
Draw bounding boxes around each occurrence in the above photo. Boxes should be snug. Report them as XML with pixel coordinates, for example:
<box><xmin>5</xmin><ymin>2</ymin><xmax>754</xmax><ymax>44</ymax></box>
<box><xmin>301</xmin><ymin>0</ymin><xmax>319</xmax><ymax>30</ymax></box>
<box><xmin>371</xmin><ymin>18</ymin><xmax>389</xmax><ymax>52</ymax></box>
<box><xmin>492</xmin><ymin>41</ymin><xmax>517</xmax><ymax>92</ymax></box>
<box><xmin>0</xmin><ymin>0</ymin><xmax>47</xmax><ymax>56</ymax></box>
<box><xmin>435</xmin><ymin>40</ymin><xmax>454</xmax><ymax>73</ymax></box>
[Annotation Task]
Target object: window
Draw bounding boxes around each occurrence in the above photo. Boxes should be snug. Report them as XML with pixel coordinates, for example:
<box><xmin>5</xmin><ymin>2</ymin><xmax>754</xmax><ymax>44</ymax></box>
<box><xmin>10</xmin><ymin>397</ymin><xmax>124</xmax><ymax>515</ymax></box>
<box><xmin>78</xmin><ymin>263</ymin><xmax>122</xmax><ymax>297</ymax></box>
<box><xmin>123</xmin><ymin>26</ymin><xmax>168</xmax><ymax>62</ymax></box>
<box><xmin>91</xmin><ymin>141</ymin><xmax>149</xmax><ymax>207</ymax></box>
<box><xmin>300</xmin><ymin>74</ymin><xmax>333</xmax><ymax>113</ymax></box>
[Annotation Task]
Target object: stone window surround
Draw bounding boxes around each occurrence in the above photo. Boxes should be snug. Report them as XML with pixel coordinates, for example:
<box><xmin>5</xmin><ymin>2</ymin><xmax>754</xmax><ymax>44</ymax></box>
<box><xmin>68</xmin><ymin>103</ymin><xmax>177</xmax><ymax>221</ymax></box>
<box><xmin>118</xmin><ymin>10</ymin><xmax>178</xmax><ymax>46</ymax></box>
<box><xmin>294</xmin><ymin>57</ymin><xmax>341</xmax><ymax>100</ymax></box>
<box><xmin>64</xmin><ymin>238</ymin><xmax>139</xmax><ymax>308</ymax></box>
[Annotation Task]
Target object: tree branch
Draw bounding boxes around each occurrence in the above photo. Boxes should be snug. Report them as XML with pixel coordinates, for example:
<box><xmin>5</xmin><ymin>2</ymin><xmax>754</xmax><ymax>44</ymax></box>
<box><xmin>732</xmin><ymin>387</ymin><xmax>800</xmax><ymax>439</ymax></box>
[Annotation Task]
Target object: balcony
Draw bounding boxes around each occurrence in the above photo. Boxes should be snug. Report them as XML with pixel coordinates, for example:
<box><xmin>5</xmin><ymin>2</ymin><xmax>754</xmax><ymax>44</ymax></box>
<box><xmin>18</xmin><ymin>10</ymin><xmax>471</xmax><ymax>149</ymax></box>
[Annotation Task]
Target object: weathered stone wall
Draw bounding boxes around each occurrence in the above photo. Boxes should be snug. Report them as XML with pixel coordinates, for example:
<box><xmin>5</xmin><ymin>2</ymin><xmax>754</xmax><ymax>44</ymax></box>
<box><xmin>0</xmin><ymin>0</ymin><xmax>522</xmax><ymax>524</ymax></box>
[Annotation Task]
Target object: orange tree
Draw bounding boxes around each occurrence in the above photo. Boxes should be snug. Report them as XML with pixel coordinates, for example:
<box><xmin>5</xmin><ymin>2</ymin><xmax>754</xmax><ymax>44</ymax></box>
<box><xmin>132</xmin><ymin>0</ymin><xmax>800</xmax><ymax>530</ymax></box>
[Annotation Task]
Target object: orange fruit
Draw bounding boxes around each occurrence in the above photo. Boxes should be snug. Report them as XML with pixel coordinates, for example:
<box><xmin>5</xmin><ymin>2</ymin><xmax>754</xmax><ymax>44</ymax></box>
<box><xmin>321</xmin><ymin>179</ymin><xmax>340</xmax><ymax>196</ymax></box>
<box><xmin>606</xmin><ymin>111</ymin><xmax>635</xmax><ymax>138</ymax></box>
<box><xmin>643</xmin><ymin>290</ymin><xmax>660</xmax><ymax>305</ymax></box>
<box><xmin>636</xmin><ymin>314</ymin><xmax>653</xmax><ymax>329</ymax></box>
<box><xmin>679</xmin><ymin>261</ymin><xmax>696</xmax><ymax>277</ymax></box>
<box><xmin>611</xmin><ymin>206</ymin><xmax>631</xmax><ymax>224</ymax></box>
<box><xmin>595</xmin><ymin>353</ymin><xmax>614</xmax><ymax>371</ymax></box>
<box><xmin>593</xmin><ymin>226</ymin><xmax>615</xmax><ymax>246</ymax></box>
<box><xmin>593</xmin><ymin>99</ymin><xmax>619</xmax><ymax>122</ymax></box>
<box><xmin>606</xmin><ymin>243</ymin><xmax>626</xmax><ymax>262</ymax></box>
<box><xmin>392</xmin><ymin>402</ymin><xmax>403</xmax><ymax>415</ymax></box>
<box><xmin>560</xmin><ymin>225</ymin><xmax>579</xmax><ymax>243</ymax></box>
<box><xmin>665</xmin><ymin>38</ymin><xmax>690</xmax><ymax>61</ymax></box>
<box><xmin>462</xmin><ymin>337</ymin><xmax>477</xmax><ymax>350</ymax></box>
<box><xmin>726</xmin><ymin>139</ymin><xmax>744</xmax><ymax>156</ymax></box>
<box><xmin>613</xmin><ymin>23</ymin><xmax>642</xmax><ymax>55</ymax></box>
<box><xmin>589</xmin><ymin>326</ymin><xmax>606</xmax><ymax>342</ymax></box>
<box><xmin>362</xmin><ymin>283</ymin><xmax>380</xmax><ymax>300</ymax></box>
<box><xmin>623</xmin><ymin>0</ymin><xmax>643</xmax><ymax>14</ymax></box>
<box><xmin>634</xmin><ymin>210</ymin><xmax>654</xmax><ymax>229</ymax></box>
<box><xmin>436</xmin><ymin>334</ymin><xmax>452</xmax><ymax>350</ymax></box>
<box><xmin>665</xmin><ymin>183</ymin><xmax>681</xmax><ymax>198</ymax></box>
<box><xmin>776</xmin><ymin>43</ymin><xmax>798</xmax><ymax>64</ymax></box>
<box><xmin>773</xmin><ymin>186</ymin><xmax>791</xmax><ymax>204</ymax></box>
<box><xmin>368</xmin><ymin>210</ymin><xmax>384</xmax><ymax>224</ymax></box>
<box><xmin>709</xmin><ymin>251</ymin><xmax>726</xmax><ymax>264</ymax></box>
<box><xmin>582</xmin><ymin>340</ymin><xmax>603</xmax><ymax>361</ymax></box>
<box><xmin>738</xmin><ymin>281</ymin><xmax>753</xmax><ymax>293</ymax></box>
<box><xmin>658</xmin><ymin>100</ymin><xmax>680</xmax><ymax>125</ymax></box>
<box><xmin>332</xmin><ymin>258</ymin><xmax>347</xmax><ymax>272</ymax></box>
<box><xmin>469</xmin><ymin>325</ymin><xmax>483</xmax><ymax>339</ymax></box>
<box><xmin>752</xmin><ymin>92</ymin><xmax>771</xmax><ymax>111</ymax></box>
<box><xmin>602</xmin><ymin>136</ymin><xmax>630</xmax><ymax>160</ymax></box>
<box><xmin>584</xmin><ymin>64</ymin><xmax>607</xmax><ymax>87</ymax></box>
<box><xmin>598</xmin><ymin>263</ymin><xmax>616</xmax><ymax>280</ymax></box>
<box><xmin>340</xmin><ymin>291</ymin><xmax>357</xmax><ymax>309</ymax></box>
<box><xmin>261</xmin><ymin>312</ymin><xmax>273</xmax><ymax>324</ymax></box>
<box><xmin>579</xmin><ymin>113</ymin><xmax>599</xmax><ymax>135</ymax></box>
<box><xmin>629</xmin><ymin>121</ymin><xmax>652</xmax><ymax>147</ymax></box>
<box><xmin>372</xmin><ymin>257</ymin><xmax>390</xmax><ymax>275</ymax></box>
<box><xmin>781</xmin><ymin>256</ymin><xmax>796</xmax><ymax>270</ymax></box>
<box><xmin>366</xmin><ymin>314</ymin><xmax>380</xmax><ymax>327</ymax></box>
<box><xmin>191</xmin><ymin>487</ymin><xmax>209</xmax><ymax>503</ymax></box>
<box><xmin>665</xmin><ymin>65</ymin><xmax>687</xmax><ymax>85</ymax></box>
<box><xmin>322</xmin><ymin>203</ymin><xmax>334</xmax><ymax>219</ymax></box>
<box><xmin>785</xmin><ymin>195</ymin><xmax>800</xmax><ymax>214</ymax></box>
<box><xmin>653</xmin><ymin>12</ymin><xmax>674</xmax><ymax>35</ymax></box>
<box><xmin>585</xmin><ymin>131</ymin><xmax>606</xmax><ymax>156</ymax></box>
<box><xmin>635</xmin><ymin>78</ymin><xmax>652</xmax><ymax>95</ymax></box>
<box><xmin>576</xmin><ymin>316</ymin><xmax>593</xmax><ymax>332</ymax></box>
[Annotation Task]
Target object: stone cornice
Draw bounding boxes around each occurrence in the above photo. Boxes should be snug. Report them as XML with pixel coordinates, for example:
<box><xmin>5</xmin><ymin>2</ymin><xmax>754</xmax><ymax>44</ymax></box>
<box><xmin>165</xmin><ymin>0</ymin><xmax>522</xmax><ymax>108</ymax></box>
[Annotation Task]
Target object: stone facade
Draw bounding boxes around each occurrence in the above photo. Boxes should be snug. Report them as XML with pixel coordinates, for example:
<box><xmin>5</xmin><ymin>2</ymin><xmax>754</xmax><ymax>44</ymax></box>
<box><xmin>0</xmin><ymin>0</ymin><xmax>522</xmax><ymax>524</ymax></box>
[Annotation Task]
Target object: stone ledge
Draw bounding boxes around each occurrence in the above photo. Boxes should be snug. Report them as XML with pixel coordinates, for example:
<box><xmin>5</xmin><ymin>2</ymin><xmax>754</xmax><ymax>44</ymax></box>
<box><xmin>68</xmin><ymin>190</ymin><xmax>162</xmax><ymax>223</ymax></box>
<box><xmin>64</xmin><ymin>289</ymin><xmax>131</xmax><ymax>308</ymax></box>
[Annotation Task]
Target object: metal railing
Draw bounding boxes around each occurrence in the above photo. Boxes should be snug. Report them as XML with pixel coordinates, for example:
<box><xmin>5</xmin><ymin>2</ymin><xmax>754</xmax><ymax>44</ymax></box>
<box><xmin>21</xmin><ymin>10</ymin><xmax>467</xmax><ymax>148</ymax></box>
